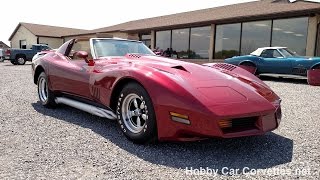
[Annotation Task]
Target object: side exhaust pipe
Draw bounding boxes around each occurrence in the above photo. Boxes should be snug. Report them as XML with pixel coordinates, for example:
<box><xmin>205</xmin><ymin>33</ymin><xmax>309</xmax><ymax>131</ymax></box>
<box><xmin>55</xmin><ymin>97</ymin><xmax>117</xmax><ymax>120</ymax></box>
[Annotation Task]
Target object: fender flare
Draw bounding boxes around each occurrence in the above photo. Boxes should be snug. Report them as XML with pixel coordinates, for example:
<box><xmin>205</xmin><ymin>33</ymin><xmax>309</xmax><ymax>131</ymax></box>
<box><xmin>238</xmin><ymin>60</ymin><xmax>258</xmax><ymax>74</ymax></box>
<box><xmin>15</xmin><ymin>53</ymin><xmax>26</xmax><ymax>59</ymax></box>
<box><xmin>238</xmin><ymin>60</ymin><xmax>256</xmax><ymax>67</ymax></box>
<box><xmin>310</xmin><ymin>63</ymin><xmax>320</xmax><ymax>69</ymax></box>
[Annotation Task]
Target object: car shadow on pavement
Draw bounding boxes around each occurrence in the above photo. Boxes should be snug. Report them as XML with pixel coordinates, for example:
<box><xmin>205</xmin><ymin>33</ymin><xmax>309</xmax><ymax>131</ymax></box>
<box><xmin>32</xmin><ymin>102</ymin><xmax>293</xmax><ymax>174</ymax></box>
<box><xmin>260</xmin><ymin>75</ymin><xmax>308</xmax><ymax>85</ymax></box>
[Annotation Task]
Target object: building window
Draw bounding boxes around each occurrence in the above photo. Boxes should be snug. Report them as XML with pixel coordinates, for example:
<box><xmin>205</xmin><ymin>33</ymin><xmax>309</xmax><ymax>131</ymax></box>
<box><xmin>140</xmin><ymin>34</ymin><xmax>151</xmax><ymax>48</ymax></box>
<box><xmin>190</xmin><ymin>26</ymin><xmax>211</xmax><ymax>59</ymax></box>
<box><xmin>156</xmin><ymin>30</ymin><xmax>171</xmax><ymax>52</ymax></box>
<box><xmin>156</xmin><ymin>27</ymin><xmax>211</xmax><ymax>59</ymax></box>
<box><xmin>172</xmin><ymin>28</ymin><xmax>189</xmax><ymax>59</ymax></box>
<box><xmin>20</xmin><ymin>40</ymin><xmax>27</xmax><ymax>49</ymax></box>
<box><xmin>215</xmin><ymin>23</ymin><xmax>241</xmax><ymax>59</ymax></box>
<box><xmin>241</xmin><ymin>20</ymin><xmax>272</xmax><ymax>55</ymax></box>
<box><xmin>272</xmin><ymin>17</ymin><xmax>308</xmax><ymax>55</ymax></box>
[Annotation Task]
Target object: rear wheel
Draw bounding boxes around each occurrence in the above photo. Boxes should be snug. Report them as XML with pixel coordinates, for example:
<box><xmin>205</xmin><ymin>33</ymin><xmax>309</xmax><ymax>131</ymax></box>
<box><xmin>116</xmin><ymin>83</ymin><xmax>157</xmax><ymax>144</ymax></box>
<box><xmin>37</xmin><ymin>72</ymin><xmax>57</xmax><ymax>108</ymax></box>
<box><xmin>16</xmin><ymin>56</ymin><xmax>26</xmax><ymax>65</ymax></box>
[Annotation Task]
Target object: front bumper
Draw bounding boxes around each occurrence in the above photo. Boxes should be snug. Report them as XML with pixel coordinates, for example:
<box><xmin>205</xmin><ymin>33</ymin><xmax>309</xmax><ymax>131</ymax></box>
<box><xmin>156</xmin><ymin>104</ymin><xmax>281</xmax><ymax>141</ymax></box>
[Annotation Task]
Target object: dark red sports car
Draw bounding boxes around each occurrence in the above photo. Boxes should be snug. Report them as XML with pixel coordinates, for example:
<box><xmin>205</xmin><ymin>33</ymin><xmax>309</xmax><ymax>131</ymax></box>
<box><xmin>32</xmin><ymin>38</ymin><xmax>282</xmax><ymax>143</ymax></box>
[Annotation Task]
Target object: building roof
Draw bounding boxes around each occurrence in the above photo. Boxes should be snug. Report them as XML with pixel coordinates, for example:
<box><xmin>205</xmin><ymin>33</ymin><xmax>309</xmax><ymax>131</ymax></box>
<box><xmin>9</xmin><ymin>22</ymin><xmax>89</xmax><ymax>40</ymax></box>
<box><xmin>0</xmin><ymin>41</ymin><xmax>10</xmax><ymax>48</ymax></box>
<box><xmin>90</xmin><ymin>0</ymin><xmax>320</xmax><ymax>34</ymax></box>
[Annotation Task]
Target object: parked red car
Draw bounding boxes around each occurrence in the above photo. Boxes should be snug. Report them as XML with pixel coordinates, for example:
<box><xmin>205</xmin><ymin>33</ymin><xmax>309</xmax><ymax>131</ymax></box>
<box><xmin>32</xmin><ymin>38</ymin><xmax>282</xmax><ymax>143</ymax></box>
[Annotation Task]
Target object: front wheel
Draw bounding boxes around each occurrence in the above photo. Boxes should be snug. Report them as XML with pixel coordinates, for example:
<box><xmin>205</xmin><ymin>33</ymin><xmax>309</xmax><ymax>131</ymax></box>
<box><xmin>16</xmin><ymin>56</ymin><xmax>26</xmax><ymax>65</ymax></box>
<box><xmin>116</xmin><ymin>83</ymin><xmax>157</xmax><ymax>144</ymax></box>
<box><xmin>37</xmin><ymin>72</ymin><xmax>57</xmax><ymax>108</ymax></box>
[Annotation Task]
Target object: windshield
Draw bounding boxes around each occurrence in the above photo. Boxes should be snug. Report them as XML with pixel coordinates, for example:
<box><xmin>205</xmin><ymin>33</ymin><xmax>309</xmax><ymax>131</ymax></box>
<box><xmin>92</xmin><ymin>39</ymin><xmax>155</xmax><ymax>58</ymax></box>
<box><xmin>278</xmin><ymin>48</ymin><xmax>298</xmax><ymax>57</ymax></box>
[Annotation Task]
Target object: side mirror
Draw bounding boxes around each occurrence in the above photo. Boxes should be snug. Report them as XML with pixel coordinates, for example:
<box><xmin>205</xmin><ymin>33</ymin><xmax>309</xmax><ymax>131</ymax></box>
<box><xmin>74</xmin><ymin>51</ymin><xmax>88</xmax><ymax>59</ymax></box>
<box><xmin>74</xmin><ymin>51</ymin><xmax>95</xmax><ymax>66</ymax></box>
<box><xmin>74</xmin><ymin>51</ymin><xmax>91</xmax><ymax>63</ymax></box>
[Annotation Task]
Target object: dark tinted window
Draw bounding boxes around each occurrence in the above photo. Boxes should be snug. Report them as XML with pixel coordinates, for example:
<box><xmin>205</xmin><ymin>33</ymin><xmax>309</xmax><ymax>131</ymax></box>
<box><xmin>215</xmin><ymin>23</ymin><xmax>241</xmax><ymax>59</ymax></box>
<box><xmin>190</xmin><ymin>26</ymin><xmax>210</xmax><ymax>59</ymax></box>
<box><xmin>172</xmin><ymin>28</ymin><xmax>189</xmax><ymax>59</ymax></box>
<box><xmin>156</xmin><ymin>30</ymin><xmax>171</xmax><ymax>52</ymax></box>
<box><xmin>140</xmin><ymin>34</ymin><xmax>151</xmax><ymax>48</ymax></box>
<box><xmin>272</xmin><ymin>17</ymin><xmax>308</xmax><ymax>55</ymax></box>
<box><xmin>241</xmin><ymin>20</ymin><xmax>272</xmax><ymax>55</ymax></box>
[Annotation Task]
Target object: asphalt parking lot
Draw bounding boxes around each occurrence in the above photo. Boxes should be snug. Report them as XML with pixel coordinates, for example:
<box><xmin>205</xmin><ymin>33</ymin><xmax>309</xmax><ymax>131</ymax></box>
<box><xmin>0</xmin><ymin>61</ymin><xmax>319</xmax><ymax>179</ymax></box>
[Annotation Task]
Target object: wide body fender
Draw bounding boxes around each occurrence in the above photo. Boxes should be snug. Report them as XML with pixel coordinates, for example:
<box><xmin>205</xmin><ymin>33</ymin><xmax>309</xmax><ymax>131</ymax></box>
<box><xmin>91</xmin><ymin>63</ymin><xmax>216</xmax><ymax>140</ymax></box>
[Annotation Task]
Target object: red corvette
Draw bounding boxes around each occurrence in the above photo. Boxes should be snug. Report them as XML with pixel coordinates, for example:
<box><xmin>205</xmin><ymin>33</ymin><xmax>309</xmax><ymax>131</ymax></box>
<box><xmin>32</xmin><ymin>38</ymin><xmax>282</xmax><ymax>143</ymax></box>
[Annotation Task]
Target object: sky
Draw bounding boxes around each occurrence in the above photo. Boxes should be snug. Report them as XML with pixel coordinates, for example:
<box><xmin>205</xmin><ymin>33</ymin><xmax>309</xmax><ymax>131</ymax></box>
<box><xmin>0</xmin><ymin>0</ymin><xmax>257</xmax><ymax>46</ymax></box>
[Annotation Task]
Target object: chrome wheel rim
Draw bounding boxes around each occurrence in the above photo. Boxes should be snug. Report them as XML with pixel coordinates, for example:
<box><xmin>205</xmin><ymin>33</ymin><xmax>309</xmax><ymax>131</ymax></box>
<box><xmin>121</xmin><ymin>93</ymin><xmax>148</xmax><ymax>133</ymax></box>
<box><xmin>17</xmin><ymin>57</ymin><xmax>25</xmax><ymax>64</ymax></box>
<box><xmin>38</xmin><ymin>77</ymin><xmax>48</xmax><ymax>102</ymax></box>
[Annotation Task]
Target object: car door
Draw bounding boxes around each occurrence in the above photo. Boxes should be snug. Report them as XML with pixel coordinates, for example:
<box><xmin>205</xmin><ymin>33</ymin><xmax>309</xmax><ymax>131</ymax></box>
<box><xmin>49</xmin><ymin>39</ymin><xmax>92</xmax><ymax>99</ymax></box>
<box><xmin>258</xmin><ymin>49</ymin><xmax>292</xmax><ymax>74</ymax></box>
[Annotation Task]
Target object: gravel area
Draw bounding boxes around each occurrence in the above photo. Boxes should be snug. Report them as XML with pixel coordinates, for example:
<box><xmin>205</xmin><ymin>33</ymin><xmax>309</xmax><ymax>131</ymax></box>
<box><xmin>0</xmin><ymin>61</ymin><xmax>319</xmax><ymax>179</ymax></box>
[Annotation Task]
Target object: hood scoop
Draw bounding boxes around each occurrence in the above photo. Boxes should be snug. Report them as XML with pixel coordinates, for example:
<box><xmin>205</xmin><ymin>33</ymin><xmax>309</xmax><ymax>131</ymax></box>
<box><xmin>171</xmin><ymin>65</ymin><xmax>189</xmax><ymax>72</ymax></box>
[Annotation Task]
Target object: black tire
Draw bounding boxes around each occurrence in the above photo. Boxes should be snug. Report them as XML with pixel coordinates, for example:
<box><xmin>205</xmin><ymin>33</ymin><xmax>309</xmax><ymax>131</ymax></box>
<box><xmin>10</xmin><ymin>60</ymin><xmax>17</xmax><ymax>65</ymax></box>
<box><xmin>116</xmin><ymin>82</ymin><xmax>157</xmax><ymax>144</ymax></box>
<box><xmin>16</xmin><ymin>56</ymin><xmax>26</xmax><ymax>65</ymax></box>
<box><xmin>37</xmin><ymin>72</ymin><xmax>57</xmax><ymax>108</ymax></box>
<box><xmin>0</xmin><ymin>57</ymin><xmax>4</xmax><ymax>62</ymax></box>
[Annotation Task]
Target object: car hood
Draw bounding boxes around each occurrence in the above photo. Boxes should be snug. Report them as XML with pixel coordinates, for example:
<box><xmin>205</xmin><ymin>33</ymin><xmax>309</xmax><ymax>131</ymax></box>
<box><xmin>130</xmin><ymin>55</ymin><xmax>279</xmax><ymax>116</ymax></box>
<box><xmin>96</xmin><ymin>55</ymin><xmax>229</xmax><ymax>81</ymax></box>
<box><xmin>96</xmin><ymin>55</ymin><xmax>273</xmax><ymax>90</ymax></box>
<box><xmin>95</xmin><ymin>54</ymin><xmax>279</xmax><ymax>116</ymax></box>
<box><xmin>134</xmin><ymin>55</ymin><xmax>229</xmax><ymax>81</ymax></box>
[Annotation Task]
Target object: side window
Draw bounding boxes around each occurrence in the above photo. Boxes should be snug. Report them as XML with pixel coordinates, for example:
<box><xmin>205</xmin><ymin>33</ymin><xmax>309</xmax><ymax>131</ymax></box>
<box><xmin>42</xmin><ymin>46</ymin><xmax>49</xmax><ymax>50</ymax></box>
<box><xmin>261</xmin><ymin>49</ymin><xmax>282</xmax><ymax>58</ymax></box>
<box><xmin>273</xmin><ymin>50</ymin><xmax>282</xmax><ymax>58</ymax></box>
<box><xmin>260</xmin><ymin>50</ymin><xmax>268</xmax><ymax>58</ymax></box>
<box><xmin>68</xmin><ymin>40</ymin><xmax>92</xmax><ymax>60</ymax></box>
